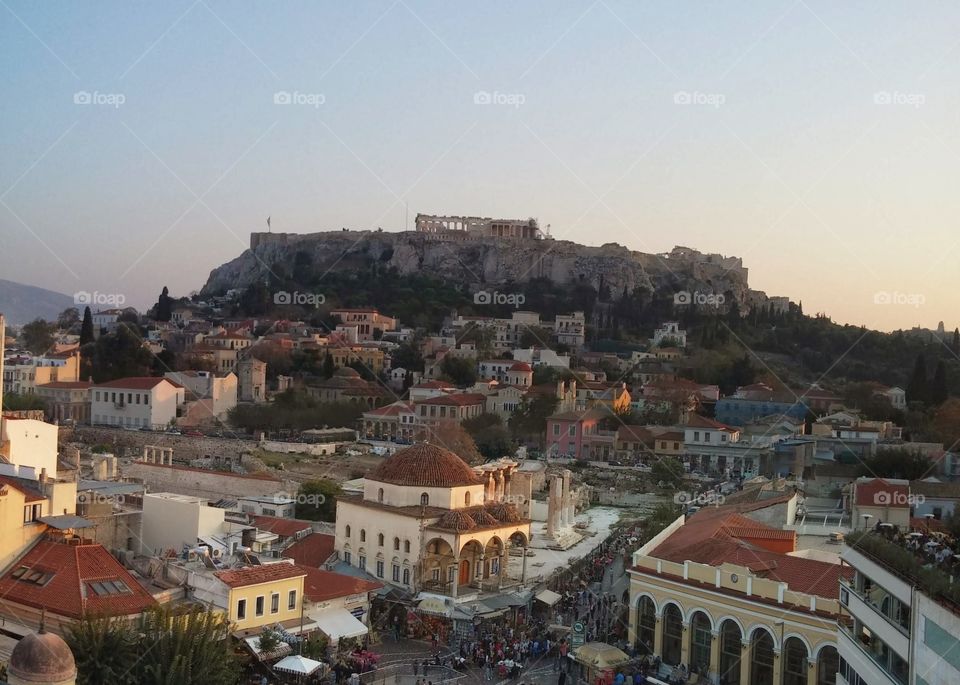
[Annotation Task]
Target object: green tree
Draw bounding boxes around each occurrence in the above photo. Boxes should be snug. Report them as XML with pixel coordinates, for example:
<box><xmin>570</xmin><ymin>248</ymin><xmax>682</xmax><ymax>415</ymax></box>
<box><xmin>519</xmin><ymin>325</ymin><xmax>553</xmax><ymax>349</ymax></box>
<box><xmin>906</xmin><ymin>353</ymin><xmax>929</xmax><ymax>404</ymax></box>
<box><xmin>953</xmin><ymin>328</ymin><xmax>960</xmax><ymax>355</ymax></box>
<box><xmin>931</xmin><ymin>360</ymin><xmax>949</xmax><ymax>405</ymax></box>
<box><xmin>322</xmin><ymin>353</ymin><xmax>335</xmax><ymax>379</ymax></box>
<box><xmin>2</xmin><ymin>394</ymin><xmax>47</xmax><ymax>411</ymax></box>
<box><xmin>80</xmin><ymin>306</ymin><xmax>95</xmax><ymax>345</ymax></box>
<box><xmin>857</xmin><ymin>448</ymin><xmax>933</xmax><ymax>480</ymax></box>
<box><xmin>85</xmin><ymin>325</ymin><xmax>155</xmax><ymax>382</ymax></box>
<box><xmin>508</xmin><ymin>395</ymin><xmax>559</xmax><ymax>447</ymax></box>
<box><xmin>296</xmin><ymin>479</ymin><xmax>341</xmax><ymax>521</ymax></box>
<box><xmin>58</xmin><ymin>307</ymin><xmax>80</xmax><ymax>330</ymax></box>
<box><xmin>19</xmin><ymin>318</ymin><xmax>56</xmax><ymax>354</ymax></box>
<box><xmin>66</xmin><ymin>606</ymin><xmax>240</xmax><ymax>685</ymax></box>
<box><xmin>155</xmin><ymin>286</ymin><xmax>173</xmax><ymax>322</ymax></box>
<box><xmin>651</xmin><ymin>457</ymin><xmax>685</xmax><ymax>489</ymax></box>
<box><xmin>462</xmin><ymin>413</ymin><xmax>512</xmax><ymax>459</ymax></box>
<box><xmin>440</xmin><ymin>355</ymin><xmax>477</xmax><ymax>386</ymax></box>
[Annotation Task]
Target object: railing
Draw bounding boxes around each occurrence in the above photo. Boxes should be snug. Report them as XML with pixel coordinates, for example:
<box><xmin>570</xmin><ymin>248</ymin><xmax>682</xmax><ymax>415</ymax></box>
<box><xmin>839</xmin><ymin>577</ymin><xmax>909</xmax><ymax>636</ymax></box>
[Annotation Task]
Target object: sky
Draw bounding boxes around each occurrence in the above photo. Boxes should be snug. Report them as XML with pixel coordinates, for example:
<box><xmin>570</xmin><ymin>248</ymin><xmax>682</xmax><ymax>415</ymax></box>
<box><xmin>1</xmin><ymin>1</ymin><xmax>958</xmax><ymax>331</ymax></box>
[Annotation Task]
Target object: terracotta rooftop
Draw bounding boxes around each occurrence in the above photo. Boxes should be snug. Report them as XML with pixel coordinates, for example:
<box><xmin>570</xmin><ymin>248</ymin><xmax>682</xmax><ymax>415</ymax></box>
<box><xmin>684</xmin><ymin>414</ymin><xmax>738</xmax><ymax>432</ymax></box>
<box><xmin>252</xmin><ymin>515</ymin><xmax>314</xmax><ymax>539</ymax></box>
<box><xmin>416</xmin><ymin>393</ymin><xmax>487</xmax><ymax>407</ymax></box>
<box><xmin>854</xmin><ymin>478</ymin><xmax>910</xmax><ymax>508</ymax></box>
<box><xmin>368</xmin><ymin>443</ymin><xmax>484</xmax><ymax>487</ymax></box>
<box><xmin>0</xmin><ymin>476</ymin><xmax>45</xmax><ymax>503</ymax></box>
<box><xmin>36</xmin><ymin>381</ymin><xmax>93</xmax><ymax>390</ymax></box>
<box><xmin>0</xmin><ymin>540</ymin><xmax>157</xmax><ymax>619</ymax></box>
<box><xmin>282</xmin><ymin>533</ymin><xmax>336</xmax><ymax>567</ymax></box>
<box><xmin>363</xmin><ymin>401</ymin><xmax>415</xmax><ymax>417</ymax></box>
<box><xmin>94</xmin><ymin>377</ymin><xmax>183</xmax><ymax>390</ymax></box>
<box><xmin>300</xmin><ymin>567</ymin><xmax>382</xmax><ymax>603</ymax></box>
<box><xmin>215</xmin><ymin>563</ymin><xmax>307</xmax><ymax>588</ymax></box>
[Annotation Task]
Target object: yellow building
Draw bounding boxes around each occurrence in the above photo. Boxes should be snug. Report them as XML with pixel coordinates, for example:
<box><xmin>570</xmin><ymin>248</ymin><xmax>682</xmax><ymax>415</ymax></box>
<box><xmin>214</xmin><ymin>563</ymin><xmax>306</xmax><ymax>632</ymax></box>
<box><xmin>628</xmin><ymin>497</ymin><xmax>841</xmax><ymax>685</ymax></box>
<box><xmin>325</xmin><ymin>345</ymin><xmax>386</xmax><ymax>374</ymax></box>
<box><xmin>2</xmin><ymin>351</ymin><xmax>81</xmax><ymax>396</ymax></box>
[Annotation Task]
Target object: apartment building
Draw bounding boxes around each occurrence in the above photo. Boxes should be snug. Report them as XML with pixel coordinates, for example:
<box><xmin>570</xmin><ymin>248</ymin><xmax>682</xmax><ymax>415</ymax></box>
<box><xmin>91</xmin><ymin>377</ymin><xmax>185</xmax><ymax>429</ymax></box>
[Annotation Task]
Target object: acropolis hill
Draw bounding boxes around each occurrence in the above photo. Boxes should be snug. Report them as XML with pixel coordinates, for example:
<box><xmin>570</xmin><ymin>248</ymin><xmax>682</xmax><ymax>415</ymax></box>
<box><xmin>202</xmin><ymin>222</ymin><xmax>774</xmax><ymax>310</ymax></box>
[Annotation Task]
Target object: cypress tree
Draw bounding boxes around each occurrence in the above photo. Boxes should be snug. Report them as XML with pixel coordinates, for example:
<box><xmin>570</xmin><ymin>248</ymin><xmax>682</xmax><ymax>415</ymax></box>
<box><xmin>80</xmin><ymin>306</ymin><xmax>95</xmax><ymax>345</ymax></box>
<box><xmin>906</xmin><ymin>353</ymin><xmax>929</xmax><ymax>404</ymax></box>
<box><xmin>932</xmin><ymin>360</ymin><xmax>949</xmax><ymax>405</ymax></box>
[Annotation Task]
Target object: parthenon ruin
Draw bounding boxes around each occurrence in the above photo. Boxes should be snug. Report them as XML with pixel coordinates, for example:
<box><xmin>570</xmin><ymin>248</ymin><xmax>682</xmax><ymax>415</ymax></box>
<box><xmin>415</xmin><ymin>213</ymin><xmax>544</xmax><ymax>240</ymax></box>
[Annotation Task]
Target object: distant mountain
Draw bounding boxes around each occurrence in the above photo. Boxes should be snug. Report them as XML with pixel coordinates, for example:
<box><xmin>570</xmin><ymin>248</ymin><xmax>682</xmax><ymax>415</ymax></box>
<box><xmin>0</xmin><ymin>279</ymin><xmax>74</xmax><ymax>326</ymax></box>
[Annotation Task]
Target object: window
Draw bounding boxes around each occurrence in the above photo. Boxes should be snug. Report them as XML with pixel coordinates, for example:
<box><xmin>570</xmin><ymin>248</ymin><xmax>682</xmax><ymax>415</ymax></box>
<box><xmin>237</xmin><ymin>598</ymin><xmax>247</xmax><ymax>620</ymax></box>
<box><xmin>288</xmin><ymin>590</ymin><xmax>297</xmax><ymax>610</ymax></box>
<box><xmin>553</xmin><ymin>424</ymin><xmax>560</xmax><ymax>436</ymax></box>
<box><xmin>271</xmin><ymin>593</ymin><xmax>280</xmax><ymax>614</ymax></box>
<box><xmin>360</xmin><ymin>529</ymin><xmax>366</xmax><ymax>542</ymax></box>
<box><xmin>447</xmin><ymin>565</ymin><xmax>456</xmax><ymax>582</ymax></box>
<box><xmin>420</xmin><ymin>493</ymin><xmax>429</xmax><ymax>506</ymax></box>
<box><xmin>404</xmin><ymin>540</ymin><xmax>410</xmax><ymax>553</ymax></box>
<box><xmin>23</xmin><ymin>504</ymin><xmax>42</xmax><ymax>524</ymax></box>
<box><xmin>694</xmin><ymin>431</ymin><xmax>700</xmax><ymax>442</ymax></box>
<box><xmin>431</xmin><ymin>568</ymin><xmax>440</xmax><ymax>581</ymax></box>
<box><xmin>345</xmin><ymin>525</ymin><xmax>351</xmax><ymax>538</ymax></box>
<box><xmin>704</xmin><ymin>433</ymin><xmax>711</xmax><ymax>443</ymax></box>
<box><xmin>255</xmin><ymin>596</ymin><xmax>265</xmax><ymax>616</ymax></box>
<box><xmin>378</xmin><ymin>533</ymin><xmax>384</xmax><ymax>547</ymax></box>
<box><xmin>95</xmin><ymin>391</ymin><xmax>100</xmax><ymax>402</ymax></box>
<box><xmin>394</xmin><ymin>537</ymin><xmax>400</xmax><ymax>551</ymax></box>
<box><xmin>359</xmin><ymin>555</ymin><xmax>366</xmax><ymax>570</ymax></box>
<box><xmin>376</xmin><ymin>560</ymin><xmax>384</xmax><ymax>578</ymax></box>
<box><xmin>568</xmin><ymin>425</ymin><xmax>576</xmax><ymax>437</ymax></box>
<box><xmin>344</xmin><ymin>551</ymin><xmax>351</xmax><ymax>564</ymax></box>
<box><xmin>378</xmin><ymin>488</ymin><xmax>384</xmax><ymax>503</ymax></box>
<box><xmin>465</xmin><ymin>492</ymin><xmax>471</xmax><ymax>506</ymax></box>
<box><xmin>392</xmin><ymin>564</ymin><xmax>400</xmax><ymax>581</ymax></box>
<box><xmin>403</xmin><ymin>568</ymin><xmax>410</xmax><ymax>584</ymax></box>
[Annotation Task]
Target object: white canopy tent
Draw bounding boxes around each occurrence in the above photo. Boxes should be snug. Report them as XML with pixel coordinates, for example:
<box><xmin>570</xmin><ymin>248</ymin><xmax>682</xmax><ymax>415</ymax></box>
<box><xmin>535</xmin><ymin>589</ymin><xmax>562</xmax><ymax>606</ymax></box>
<box><xmin>309</xmin><ymin>608</ymin><xmax>368</xmax><ymax>641</ymax></box>
<box><xmin>274</xmin><ymin>654</ymin><xmax>324</xmax><ymax>676</ymax></box>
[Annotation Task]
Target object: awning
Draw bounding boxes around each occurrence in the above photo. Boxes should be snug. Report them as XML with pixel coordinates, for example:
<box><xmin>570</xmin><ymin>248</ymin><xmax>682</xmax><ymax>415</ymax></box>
<box><xmin>274</xmin><ymin>655</ymin><xmax>325</xmax><ymax>676</ymax></box>
<box><xmin>310</xmin><ymin>608</ymin><xmax>368</xmax><ymax>641</ymax></box>
<box><xmin>535</xmin><ymin>589</ymin><xmax>562</xmax><ymax>606</ymax></box>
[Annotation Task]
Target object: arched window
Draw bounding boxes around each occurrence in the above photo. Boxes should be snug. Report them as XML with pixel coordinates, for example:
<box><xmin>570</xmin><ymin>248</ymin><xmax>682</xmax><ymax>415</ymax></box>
<box><xmin>718</xmin><ymin>620</ymin><xmax>743</xmax><ymax>685</ymax></box>
<box><xmin>360</xmin><ymin>529</ymin><xmax>366</xmax><ymax>543</ymax></box>
<box><xmin>689</xmin><ymin>611</ymin><xmax>712</xmax><ymax>673</ymax></box>
<box><xmin>421</xmin><ymin>492</ymin><xmax>429</xmax><ymax>506</ymax></box>
<box><xmin>402</xmin><ymin>567</ymin><xmax>410</xmax><ymax>585</ymax></box>
<box><xmin>782</xmin><ymin>637</ymin><xmax>808</xmax><ymax>685</ymax></box>
<box><xmin>661</xmin><ymin>604</ymin><xmax>683</xmax><ymax>666</ymax></box>
<box><xmin>750</xmin><ymin>629</ymin><xmax>775</xmax><ymax>685</ymax></box>
<box><xmin>345</xmin><ymin>525</ymin><xmax>351</xmax><ymax>538</ymax></box>
<box><xmin>394</xmin><ymin>537</ymin><xmax>400</xmax><ymax>551</ymax></box>
<box><xmin>378</xmin><ymin>488</ymin><xmax>384</xmax><ymax>503</ymax></box>
<box><xmin>404</xmin><ymin>540</ymin><xmax>411</xmax><ymax>553</ymax></box>
<box><xmin>465</xmin><ymin>491</ymin><xmax>471</xmax><ymax>506</ymax></box>
<box><xmin>636</xmin><ymin>597</ymin><xmax>656</xmax><ymax>655</ymax></box>
<box><xmin>378</xmin><ymin>533</ymin><xmax>384</xmax><ymax>547</ymax></box>
<box><xmin>817</xmin><ymin>646</ymin><xmax>838</xmax><ymax>685</ymax></box>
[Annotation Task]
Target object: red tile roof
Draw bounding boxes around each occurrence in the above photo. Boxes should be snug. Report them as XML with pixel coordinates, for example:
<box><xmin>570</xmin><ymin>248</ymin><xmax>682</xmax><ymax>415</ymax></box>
<box><xmin>364</xmin><ymin>401</ymin><xmax>415</xmax><ymax>417</ymax></box>
<box><xmin>416</xmin><ymin>393</ymin><xmax>487</xmax><ymax>407</ymax></box>
<box><xmin>252</xmin><ymin>515</ymin><xmax>313</xmax><ymax>539</ymax></box>
<box><xmin>37</xmin><ymin>381</ymin><xmax>93</xmax><ymax>389</ymax></box>
<box><xmin>215</xmin><ymin>563</ymin><xmax>307</xmax><ymax>588</ymax></box>
<box><xmin>684</xmin><ymin>414</ymin><xmax>738</xmax><ymax>432</ymax></box>
<box><xmin>300</xmin><ymin>567</ymin><xmax>382</xmax><ymax>603</ymax></box>
<box><xmin>854</xmin><ymin>478</ymin><xmax>910</xmax><ymax>508</ymax></box>
<box><xmin>412</xmin><ymin>381</ymin><xmax>455</xmax><ymax>389</ymax></box>
<box><xmin>282</xmin><ymin>533</ymin><xmax>336</xmax><ymax>567</ymax></box>
<box><xmin>368</xmin><ymin>443</ymin><xmax>484</xmax><ymax>487</ymax></box>
<box><xmin>0</xmin><ymin>476</ymin><xmax>45</xmax><ymax>503</ymax></box>
<box><xmin>94</xmin><ymin>377</ymin><xmax>183</xmax><ymax>390</ymax></box>
<box><xmin>650</xmin><ymin>503</ymin><xmax>845</xmax><ymax>598</ymax></box>
<box><xmin>0</xmin><ymin>541</ymin><xmax>157</xmax><ymax>619</ymax></box>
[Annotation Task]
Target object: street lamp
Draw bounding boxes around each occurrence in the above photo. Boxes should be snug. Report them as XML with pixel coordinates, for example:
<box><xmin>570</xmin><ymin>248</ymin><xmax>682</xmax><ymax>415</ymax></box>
<box><xmin>861</xmin><ymin>514</ymin><xmax>873</xmax><ymax>531</ymax></box>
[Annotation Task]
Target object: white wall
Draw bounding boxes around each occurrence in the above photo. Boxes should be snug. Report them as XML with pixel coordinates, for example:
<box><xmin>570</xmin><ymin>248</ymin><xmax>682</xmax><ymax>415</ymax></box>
<box><xmin>1</xmin><ymin>418</ymin><xmax>59</xmax><ymax>477</ymax></box>
<box><xmin>92</xmin><ymin>380</ymin><xmax>184</xmax><ymax>428</ymax></box>
<box><xmin>335</xmin><ymin>499</ymin><xmax>423</xmax><ymax>587</ymax></box>
<box><xmin>362</xmin><ymin>480</ymin><xmax>486</xmax><ymax>510</ymax></box>
<box><xmin>141</xmin><ymin>493</ymin><xmax>225</xmax><ymax>556</ymax></box>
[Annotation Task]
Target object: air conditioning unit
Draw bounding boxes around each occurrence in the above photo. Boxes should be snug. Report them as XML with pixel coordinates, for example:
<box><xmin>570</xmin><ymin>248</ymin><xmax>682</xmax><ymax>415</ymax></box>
<box><xmin>187</xmin><ymin>552</ymin><xmax>199</xmax><ymax>562</ymax></box>
<box><xmin>212</xmin><ymin>549</ymin><xmax>222</xmax><ymax>559</ymax></box>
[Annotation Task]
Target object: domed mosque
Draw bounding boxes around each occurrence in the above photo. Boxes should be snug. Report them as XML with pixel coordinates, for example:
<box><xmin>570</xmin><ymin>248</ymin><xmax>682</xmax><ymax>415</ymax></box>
<box><xmin>334</xmin><ymin>442</ymin><xmax>531</xmax><ymax>602</ymax></box>
<box><xmin>6</xmin><ymin>623</ymin><xmax>77</xmax><ymax>685</ymax></box>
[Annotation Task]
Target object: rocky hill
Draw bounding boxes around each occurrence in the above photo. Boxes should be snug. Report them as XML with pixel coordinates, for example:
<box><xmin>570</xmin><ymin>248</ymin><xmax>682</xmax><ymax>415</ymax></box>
<box><xmin>201</xmin><ymin>230</ymin><xmax>767</xmax><ymax>309</ymax></box>
<box><xmin>0</xmin><ymin>279</ymin><xmax>74</xmax><ymax>325</ymax></box>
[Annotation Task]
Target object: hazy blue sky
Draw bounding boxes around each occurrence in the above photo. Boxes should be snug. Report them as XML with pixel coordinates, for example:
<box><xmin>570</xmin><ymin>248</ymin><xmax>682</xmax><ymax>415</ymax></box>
<box><xmin>1</xmin><ymin>1</ymin><xmax>958</xmax><ymax>331</ymax></box>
